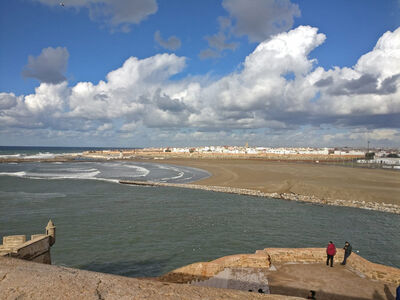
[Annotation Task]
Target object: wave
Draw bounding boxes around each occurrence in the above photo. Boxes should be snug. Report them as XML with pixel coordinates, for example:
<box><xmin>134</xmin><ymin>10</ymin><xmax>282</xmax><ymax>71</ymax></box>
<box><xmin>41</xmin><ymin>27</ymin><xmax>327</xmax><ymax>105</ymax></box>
<box><xmin>25</xmin><ymin>170</ymin><xmax>101</xmax><ymax>179</ymax></box>
<box><xmin>157</xmin><ymin>165</ymin><xmax>185</xmax><ymax>182</ymax></box>
<box><xmin>0</xmin><ymin>161</ymin><xmax>207</xmax><ymax>184</ymax></box>
<box><xmin>0</xmin><ymin>151</ymin><xmax>82</xmax><ymax>160</ymax></box>
<box><xmin>0</xmin><ymin>154</ymin><xmax>22</xmax><ymax>159</ymax></box>
<box><xmin>23</xmin><ymin>152</ymin><xmax>56</xmax><ymax>159</ymax></box>
<box><xmin>122</xmin><ymin>164</ymin><xmax>150</xmax><ymax>177</ymax></box>
<box><xmin>0</xmin><ymin>170</ymin><xmax>101</xmax><ymax>180</ymax></box>
<box><xmin>0</xmin><ymin>171</ymin><xmax>27</xmax><ymax>177</ymax></box>
<box><xmin>0</xmin><ymin>191</ymin><xmax>66</xmax><ymax>199</ymax></box>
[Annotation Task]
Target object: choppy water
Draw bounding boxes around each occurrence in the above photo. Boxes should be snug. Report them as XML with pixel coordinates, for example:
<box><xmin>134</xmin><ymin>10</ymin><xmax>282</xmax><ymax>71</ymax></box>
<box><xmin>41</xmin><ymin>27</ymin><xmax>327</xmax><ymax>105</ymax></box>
<box><xmin>0</xmin><ymin>161</ymin><xmax>210</xmax><ymax>183</ymax></box>
<box><xmin>0</xmin><ymin>146</ymin><xmax>105</xmax><ymax>160</ymax></box>
<box><xmin>0</xmin><ymin>171</ymin><xmax>399</xmax><ymax>277</ymax></box>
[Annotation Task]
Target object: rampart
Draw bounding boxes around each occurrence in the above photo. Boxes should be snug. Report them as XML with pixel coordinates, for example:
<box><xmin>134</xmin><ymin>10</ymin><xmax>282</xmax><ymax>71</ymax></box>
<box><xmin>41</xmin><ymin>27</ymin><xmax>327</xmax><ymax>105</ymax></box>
<box><xmin>160</xmin><ymin>247</ymin><xmax>400</xmax><ymax>286</ymax></box>
<box><xmin>0</xmin><ymin>220</ymin><xmax>56</xmax><ymax>264</ymax></box>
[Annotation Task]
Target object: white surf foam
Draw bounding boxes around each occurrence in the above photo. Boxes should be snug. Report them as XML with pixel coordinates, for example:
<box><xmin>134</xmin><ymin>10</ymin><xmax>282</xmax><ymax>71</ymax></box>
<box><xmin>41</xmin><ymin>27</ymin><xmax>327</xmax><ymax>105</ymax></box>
<box><xmin>23</xmin><ymin>152</ymin><xmax>56</xmax><ymax>159</ymax></box>
<box><xmin>0</xmin><ymin>154</ymin><xmax>21</xmax><ymax>159</ymax></box>
<box><xmin>157</xmin><ymin>165</ymin><xmax>185</xmax><ymax>181</ymax></box>
<box><xmin>123</xmin><ymin>164</ymin><xmax>150</xmax><ymax>177</ymax></box>
<box><xmin>25</xmin><ymin>170</ymin><xmax>101</xmax><ymax>180</ymax></box>
<box><xmin>0</xmin><ymin>171</ymin><xmax>27</xmax><ymax>177</ymax></box>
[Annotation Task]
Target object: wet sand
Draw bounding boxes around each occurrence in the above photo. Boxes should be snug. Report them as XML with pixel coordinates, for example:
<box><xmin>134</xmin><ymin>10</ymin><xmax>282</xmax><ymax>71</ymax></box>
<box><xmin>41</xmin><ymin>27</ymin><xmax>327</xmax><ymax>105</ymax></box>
<box><xmin>136</xmin><ymin>158</ymin><xmax>400</xmax><ymax>206</ymax></box>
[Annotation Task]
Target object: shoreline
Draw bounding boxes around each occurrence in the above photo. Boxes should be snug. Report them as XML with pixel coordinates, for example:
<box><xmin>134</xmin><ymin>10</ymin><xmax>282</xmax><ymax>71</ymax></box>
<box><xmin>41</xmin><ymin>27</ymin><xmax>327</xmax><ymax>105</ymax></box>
<box><xmin>1</xmin><ymin>155</ymin><xmax>399</xmax><ymax>214</ymax></box>
<box><xmin>119</xmin><ymin>180</ymin><xmax>400</xmax><ymax>215</ymax></box>
<box><xmin>127</xmin><ymin>156</ymin><xmax>400</xmax><ymax>215</ymax></box>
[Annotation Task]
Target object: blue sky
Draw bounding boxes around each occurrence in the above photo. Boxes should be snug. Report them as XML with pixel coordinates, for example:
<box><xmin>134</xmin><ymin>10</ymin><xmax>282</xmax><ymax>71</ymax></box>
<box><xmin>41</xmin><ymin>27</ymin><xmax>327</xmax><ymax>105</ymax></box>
<box><xmin>1</xmin><ymin>0</ymin><xmax>400</xmax><ymax>147</ymax></box>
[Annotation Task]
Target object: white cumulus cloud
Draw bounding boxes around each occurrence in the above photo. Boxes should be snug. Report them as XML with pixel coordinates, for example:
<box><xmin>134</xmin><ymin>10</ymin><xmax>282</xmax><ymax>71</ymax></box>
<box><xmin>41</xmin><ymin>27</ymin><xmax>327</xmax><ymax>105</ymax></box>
<box><xmin>2</xmin><ymin>26</ymin><xmax>400</xmax><ymax>146</ymax></box>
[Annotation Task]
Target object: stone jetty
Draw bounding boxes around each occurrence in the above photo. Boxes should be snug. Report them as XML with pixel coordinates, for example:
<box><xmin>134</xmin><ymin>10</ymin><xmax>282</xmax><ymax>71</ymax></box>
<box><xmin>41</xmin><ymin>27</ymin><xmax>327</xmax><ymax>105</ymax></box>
<box><xmin>119</xmin><ymin>180</ymin><xmax>400</xmax><ymax>214</ymax></box>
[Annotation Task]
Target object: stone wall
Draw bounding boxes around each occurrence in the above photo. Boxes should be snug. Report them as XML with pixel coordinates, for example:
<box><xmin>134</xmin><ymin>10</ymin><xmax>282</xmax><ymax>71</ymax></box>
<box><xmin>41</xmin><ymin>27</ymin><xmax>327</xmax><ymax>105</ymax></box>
<box><xmin>161</xmin><ymin>248</ymin><xmax>400</xmax><ymax>286</ymax></box>
<box><xmin>264</xmin><ymin>248</ymin><xmax>344</xmax><ymax>264</ymax></box>
<box><xmin>160</xmin><ymin>251</ymin><xmax>271</xmax><ymax>283</ymax></box>
<box><xmin>0</xmin><ymin>221</ymin><xmax>55</xmax><ymax>264</ymax></box>
<box><xmin>264</xmin><ymin>248</ymin><xmax>400</xmax><ymax>285</ymax></box>
<box><xmin>10</xmin><ymin>236</ymin><xmax>52</xmax><ymax>264</ymax></box>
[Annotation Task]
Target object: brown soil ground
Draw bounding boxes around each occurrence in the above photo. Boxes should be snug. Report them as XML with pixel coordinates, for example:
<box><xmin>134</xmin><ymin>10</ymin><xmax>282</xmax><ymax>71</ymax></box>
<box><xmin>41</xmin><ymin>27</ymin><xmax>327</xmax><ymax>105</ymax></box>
<box><xmin>135</xmin><ymin>158</ymin><xmax>400</xmax><ymax>205</ymax></box>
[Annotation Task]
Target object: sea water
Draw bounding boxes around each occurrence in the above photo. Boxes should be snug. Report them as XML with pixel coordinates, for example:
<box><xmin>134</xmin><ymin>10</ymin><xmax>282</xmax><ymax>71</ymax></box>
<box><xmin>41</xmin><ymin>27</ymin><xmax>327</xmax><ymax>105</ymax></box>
<box><xmin>0</xmin><ymin>148</ymin><xmax>399</xmax><ymax>277</ymax></box>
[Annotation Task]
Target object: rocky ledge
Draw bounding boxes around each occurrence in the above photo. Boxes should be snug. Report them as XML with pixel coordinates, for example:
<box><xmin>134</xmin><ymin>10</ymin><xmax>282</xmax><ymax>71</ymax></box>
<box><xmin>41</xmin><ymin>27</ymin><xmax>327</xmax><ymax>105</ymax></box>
<box><xmin>0</xmin><ymin>257</ymin><xmax>301</xmax><ymax>299</ymax></box>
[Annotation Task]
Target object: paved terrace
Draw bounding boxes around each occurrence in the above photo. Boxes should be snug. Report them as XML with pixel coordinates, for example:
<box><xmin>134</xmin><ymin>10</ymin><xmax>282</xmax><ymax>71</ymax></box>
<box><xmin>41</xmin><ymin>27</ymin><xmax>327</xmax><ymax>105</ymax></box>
<box><xmin>159</xmin><ymin>248</ymin><xmax>400</xmax><ymax>300</ymax></box>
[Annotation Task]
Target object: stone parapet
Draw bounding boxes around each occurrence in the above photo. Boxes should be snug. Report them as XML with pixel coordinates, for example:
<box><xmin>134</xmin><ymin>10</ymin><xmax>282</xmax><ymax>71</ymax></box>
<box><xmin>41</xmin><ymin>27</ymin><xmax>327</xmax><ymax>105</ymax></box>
<box><xmin>2</xmin><ymin>235</ymin><xmax>26</xmax><ymax>249</ymax></box>
<box><xmin>10</xmin><ymin>236</ymin><xmax>52</xmax><ymax>264</ymax></box>
<box><xmin>160</xmin><ymin>251</ymin><xmax>271</xmax><ymax>283</ymax></box>
<box><xmin>264</xmin><ymin>248</ymin><xmax>399</xmax><ymax>285</ymax></box>
<box><xmin>0</xmin><ymin>221</ymin><xmax>55</xmax><ymax>264</ymax></box>
<box><xmin>161</xmin><ymin>247</ymin><xmax>400</xmax><ymax>286</ymax></box>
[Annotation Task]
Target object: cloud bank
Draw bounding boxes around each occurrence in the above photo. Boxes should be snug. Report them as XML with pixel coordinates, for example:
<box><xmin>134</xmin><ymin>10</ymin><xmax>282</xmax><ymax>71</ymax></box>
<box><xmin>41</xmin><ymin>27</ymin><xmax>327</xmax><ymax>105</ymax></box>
<box><xmin>200</xmin><ymin>0</ymin><xmax>300</xmax><ymax>59</ymax></box>
<box><xmin>2</xmin><ymin>26</ymin><xmax>400</xmax><ymax>146</ymax></box>
<box><xmin>154</xmin><ymin>31</ymin><xmax>182</xmax><ymax>51</ymax></box>
<box><xmin>22</xmin><ymin>47</ymin><xmax>69</xmax><ymax>84</ymax></box>
<box><xmin>222</xmin><ymin>0</ymin><xmax>301</xmax><ymax>42</ymax></box>
<box><xmin>33</xmin><ymin>0</ymin><xmax>157</xmax><ymax>31</ymax></box>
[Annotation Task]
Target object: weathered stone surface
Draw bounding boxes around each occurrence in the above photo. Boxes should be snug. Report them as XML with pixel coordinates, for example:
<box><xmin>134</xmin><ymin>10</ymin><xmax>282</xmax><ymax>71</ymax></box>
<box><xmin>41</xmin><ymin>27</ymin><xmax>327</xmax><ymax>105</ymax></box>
<box><xmin>0</xmin><ymin>257</ymin><xmax>301</xmax><ymax>300</ymax></box>
<box><xmin>2</xmin><ymin>235</ymin><xmax>26</xmax><ymax>249</ymax></box>
<box><xmin>162</xmin><ymin>248</ymin><xmax>400</xmax><ymax>286</ymax></box>
<box><xmin>160</xmin><ymin>248</ymin><xmax>399</xmax><ymax>299</ymax></box>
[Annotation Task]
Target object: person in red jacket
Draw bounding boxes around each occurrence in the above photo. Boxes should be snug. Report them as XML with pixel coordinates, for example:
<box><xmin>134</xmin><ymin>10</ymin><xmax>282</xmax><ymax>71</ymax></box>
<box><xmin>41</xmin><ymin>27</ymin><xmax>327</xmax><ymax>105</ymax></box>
<box><xmin>326</xmin><ymin>241</ymin><xmax>336</xmax><ymax>267</ymax></box>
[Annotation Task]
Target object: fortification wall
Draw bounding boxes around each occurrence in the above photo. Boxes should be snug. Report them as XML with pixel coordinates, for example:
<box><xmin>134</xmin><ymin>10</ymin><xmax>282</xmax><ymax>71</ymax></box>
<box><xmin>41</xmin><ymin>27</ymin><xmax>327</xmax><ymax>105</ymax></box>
<box><xmin>264</xmin><ymin>248</ymin><xmax>400</xmax><ymax>285</ymax></box>
<box><xmin>1</xmin><ymin>235</ymin><xmax>52</xmax><ymax>264</ymax></box>
<box><xmin>0</xmin><ymin>221</ymin><xmax>55</xmax><ymax>264</ymax></box>
<box><xmin>161</xmin><ymin>248</ymin><xmax>400</xmax><ymax>285</ymax></box>
<box><xmin>160</xmin><ymin>251</ymin><xmax>271</xmax><ymax>283</ymax></box>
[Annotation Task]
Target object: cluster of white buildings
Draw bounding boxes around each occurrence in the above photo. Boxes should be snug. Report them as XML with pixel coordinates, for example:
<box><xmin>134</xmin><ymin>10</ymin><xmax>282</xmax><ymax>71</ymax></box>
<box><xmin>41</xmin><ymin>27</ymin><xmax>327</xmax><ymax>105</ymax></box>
<box><xmin>164</xmin><ymin>146</ymin><xmax>367</xmax><ymax>156</ymax></box>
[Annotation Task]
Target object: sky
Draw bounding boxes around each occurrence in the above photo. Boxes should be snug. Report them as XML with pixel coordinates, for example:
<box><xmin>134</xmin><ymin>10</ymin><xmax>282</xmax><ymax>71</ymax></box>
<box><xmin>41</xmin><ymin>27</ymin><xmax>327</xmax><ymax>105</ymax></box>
<box><xmin>1</xmin><ymin>0</ymin><xmax>400</xmax><ymax>148</ymax></box>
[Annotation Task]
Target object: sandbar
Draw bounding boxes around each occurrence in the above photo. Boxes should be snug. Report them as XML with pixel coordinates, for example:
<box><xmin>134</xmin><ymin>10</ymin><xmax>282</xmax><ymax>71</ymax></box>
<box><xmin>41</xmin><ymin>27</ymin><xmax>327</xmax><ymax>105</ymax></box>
<box><xmin>133</xmin><ymin>157</ymin><xmax>400</xmax><ymax>210</ymax></box>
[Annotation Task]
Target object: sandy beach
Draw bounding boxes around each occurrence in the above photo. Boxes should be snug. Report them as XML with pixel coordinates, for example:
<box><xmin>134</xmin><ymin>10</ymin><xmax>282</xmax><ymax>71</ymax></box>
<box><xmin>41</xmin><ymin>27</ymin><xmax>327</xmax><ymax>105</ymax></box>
<box><xmin>133</xmin><ymin>158</ymin><xmax>400</xmax><ymax>209</ymax></box>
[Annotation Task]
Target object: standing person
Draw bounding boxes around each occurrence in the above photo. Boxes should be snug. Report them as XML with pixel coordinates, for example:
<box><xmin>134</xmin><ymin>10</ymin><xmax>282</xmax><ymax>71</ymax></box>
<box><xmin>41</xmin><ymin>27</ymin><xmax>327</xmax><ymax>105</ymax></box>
<box><xmin>341</xmin><ymin>241</ymin><xmax>352</xmax><ymax>265</ymax></box>
<box><xmin>307</xmin><ymin>290</ymin><xmax>316</xmax><ymax>299</ymax></box>
<box><xmin>326</xmin><ymin>241</ymin><xmax>336</xmax><ymax>267</ymax></box>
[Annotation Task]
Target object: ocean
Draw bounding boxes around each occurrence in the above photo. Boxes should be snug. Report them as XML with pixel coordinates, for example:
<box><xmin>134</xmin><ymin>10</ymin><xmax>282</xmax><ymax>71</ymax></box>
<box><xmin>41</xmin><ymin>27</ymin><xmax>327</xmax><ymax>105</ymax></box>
<box><xmin>0</xmin><ymin>146</ymin><xmax>399</xmax><ymax>277</ymax></box>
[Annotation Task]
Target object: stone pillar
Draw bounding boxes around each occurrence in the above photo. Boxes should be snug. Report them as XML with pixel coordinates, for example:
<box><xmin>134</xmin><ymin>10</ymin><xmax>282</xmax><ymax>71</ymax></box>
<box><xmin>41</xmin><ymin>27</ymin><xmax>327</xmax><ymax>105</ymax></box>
<box><xmin>45</xmin><ymin>220</ymin><xmax>56</xmax><ymax>246</ymax></box>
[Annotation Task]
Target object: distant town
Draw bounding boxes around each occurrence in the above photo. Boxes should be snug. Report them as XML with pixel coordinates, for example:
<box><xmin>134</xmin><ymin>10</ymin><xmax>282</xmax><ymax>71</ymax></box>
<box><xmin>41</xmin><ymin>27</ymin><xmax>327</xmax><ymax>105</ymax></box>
<box><xmin>83</xmin><ymin>145</ymin><xmax>400</xmax><ymax>169</ymax></box>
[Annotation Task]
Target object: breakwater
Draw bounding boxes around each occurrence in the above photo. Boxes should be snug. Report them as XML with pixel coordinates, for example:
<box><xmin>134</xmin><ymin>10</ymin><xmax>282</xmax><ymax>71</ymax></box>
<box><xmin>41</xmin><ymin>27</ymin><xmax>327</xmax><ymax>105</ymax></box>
<box><xmin>119</xmin><ymin>180</ymin><xmax>400</xmax><ymax>215</ymax></box>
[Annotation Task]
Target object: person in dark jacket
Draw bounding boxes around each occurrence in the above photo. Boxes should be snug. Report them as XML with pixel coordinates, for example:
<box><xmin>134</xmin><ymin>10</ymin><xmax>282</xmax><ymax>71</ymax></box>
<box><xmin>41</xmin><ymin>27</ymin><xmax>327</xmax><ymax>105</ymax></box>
<box><xmin>307</xmin><ymin>290</ymin><xmax>316</xmax><ymax>299</ymax></box>
<box><xmin>326</xmin><ymin>241</ymin><xmax>336</xmax><ymax>267</ymax></box>
<box><xmin>341</xmin><ymin>241</ymin><xmax>352</xmax><ymax>265</ymax></box>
